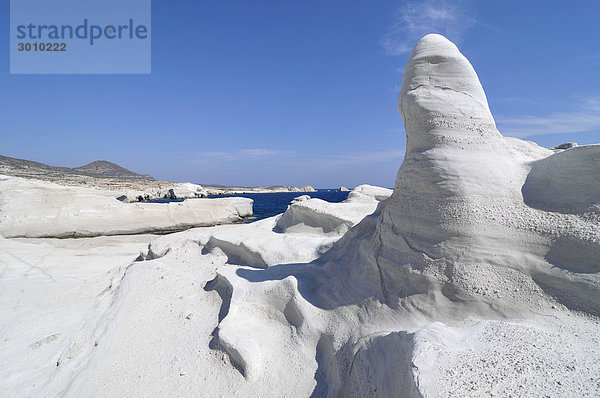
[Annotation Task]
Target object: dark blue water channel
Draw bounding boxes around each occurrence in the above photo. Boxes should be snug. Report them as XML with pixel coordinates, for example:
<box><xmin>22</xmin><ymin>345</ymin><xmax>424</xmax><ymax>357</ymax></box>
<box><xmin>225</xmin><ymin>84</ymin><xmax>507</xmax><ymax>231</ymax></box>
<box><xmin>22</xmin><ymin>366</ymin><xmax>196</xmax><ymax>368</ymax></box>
<box><xmin>208</xmin><ymin>190</ymin><xmax>349</xmax><ymax>221</ymax></box>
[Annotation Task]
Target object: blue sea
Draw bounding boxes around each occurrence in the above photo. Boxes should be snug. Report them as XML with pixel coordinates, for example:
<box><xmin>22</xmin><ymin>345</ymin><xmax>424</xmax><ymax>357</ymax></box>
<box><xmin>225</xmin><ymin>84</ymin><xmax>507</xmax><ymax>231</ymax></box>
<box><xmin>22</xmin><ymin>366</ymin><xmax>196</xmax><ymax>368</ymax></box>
<box><xmin>208</xmin><ymin>190</ymin><xmax>349</xmax><ymax>221</ymax></box>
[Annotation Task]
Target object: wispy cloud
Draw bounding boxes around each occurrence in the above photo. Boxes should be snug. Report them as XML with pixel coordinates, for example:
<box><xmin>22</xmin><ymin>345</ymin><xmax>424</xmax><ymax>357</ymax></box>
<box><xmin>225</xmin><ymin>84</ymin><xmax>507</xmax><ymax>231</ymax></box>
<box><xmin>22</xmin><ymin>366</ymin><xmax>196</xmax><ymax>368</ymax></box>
<box><xmin>240</xmin><ymin>149</ymin><xmax>285</xmax><ymax>157</ymax></box>
<box><xmin>177</xmin><ymin>147</ymin><xmax>406</xmax><ymax>187</ymax></box>
<box><xmin>576</xmin><ymin>52</ymin><xmax>600</xmax><ymax>65</ymax></box>
<box><xmin>382</xmin><ymin>0</ymin><xmax>476</xmax><ymax>55</ymax></box>
<box><xmin>498</xmin><ymin>97</ymin><xmax>600</xmax><ymax>138</ymax></box>
<box><xmin>195</xmin><ymin>151</ymin><xmax>236</xmax><ymax>161</ymax></box>
<box><xmin>311</xmin><ymin>150</ymin><xmax>405</xmax><ymax>169</ymax></box>
<box><xmin>186</xmin><ymin>148</ymin><xmax>291</xmax><ymax>163</ymax></box>
<box><xmin>184</xmin><ymin>148</ymin><xmax>405</xmax><ymax>169</ymax></box>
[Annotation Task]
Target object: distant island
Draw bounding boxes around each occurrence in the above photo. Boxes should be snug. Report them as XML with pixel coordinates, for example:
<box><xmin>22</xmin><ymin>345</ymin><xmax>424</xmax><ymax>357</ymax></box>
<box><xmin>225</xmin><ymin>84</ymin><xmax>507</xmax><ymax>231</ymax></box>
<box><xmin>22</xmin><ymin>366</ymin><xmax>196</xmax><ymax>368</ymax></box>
<box><xmin>204</xmin><ymin>184</ymin><xmax>316</xmax><ymax>195</ymax></box>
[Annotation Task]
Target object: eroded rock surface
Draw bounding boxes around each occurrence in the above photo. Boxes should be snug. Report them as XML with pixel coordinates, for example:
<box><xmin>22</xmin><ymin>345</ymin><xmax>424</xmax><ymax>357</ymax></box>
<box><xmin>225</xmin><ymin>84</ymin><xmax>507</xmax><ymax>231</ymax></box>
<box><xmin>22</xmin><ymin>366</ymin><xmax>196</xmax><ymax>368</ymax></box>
<box><xmin>1</xmin><ymin>34</ymin><xmax>598</xmax><ymax>397</ymax></box>
<box><xmin>0</xmin><ymin>175</ymin><xmax>252</xmax><ymax>238</ymax></box>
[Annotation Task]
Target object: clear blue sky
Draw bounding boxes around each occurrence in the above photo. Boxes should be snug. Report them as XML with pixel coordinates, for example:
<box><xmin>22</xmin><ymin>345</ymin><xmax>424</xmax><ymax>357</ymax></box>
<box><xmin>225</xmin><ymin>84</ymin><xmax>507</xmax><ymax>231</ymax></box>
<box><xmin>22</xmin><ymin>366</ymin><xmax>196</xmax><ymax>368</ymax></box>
<box><xmin>1</xmin><ymin>0</ymin><xmax>599</xmax><ymax>188</ymax></box>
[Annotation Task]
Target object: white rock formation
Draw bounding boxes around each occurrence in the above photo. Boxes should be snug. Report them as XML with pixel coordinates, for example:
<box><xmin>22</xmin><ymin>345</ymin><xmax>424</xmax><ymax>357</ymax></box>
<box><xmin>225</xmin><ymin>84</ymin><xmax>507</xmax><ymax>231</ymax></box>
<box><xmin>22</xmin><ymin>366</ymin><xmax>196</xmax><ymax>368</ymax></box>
<box><xmin>274</xmin><ymin>190</ymin><xmax>384</xmax><ymax>236</ymax></box>
<box><xmin>523</xmin><ymin>144</ymin><xmax>600</xmax><ymax>213</ymax></box>
<box><xmin>146</xmin><ymin>187</ymin><xmax>388</xmax><ymax>269</ymax></box>
<box><xmin>143</xmin><ymin>187</ymin><xmax>389</xmax><ymax>269</ymax></box>
<box><xmin>550</xmin><ymin>141</ymin><xmax>578</xmax><ymax>150</ymax></box>
<box><xmin>339</xmin><ymin>186</ymin><xmax>350</xmax><ymax>191</ymax></box>
<box><xmin>0</xmin><ymin>182</ymin><xmax>385</xmax><ymax>397</ymax></box>
<box><xmin>300</xmin><ymin>34</ymin><xmax>599</xmax><ymax>318</ymax></box>
<box><xmin>195</xmin><ymin>34</ymin><xmax>600</xmax><ymax>396</ymax></box>
<box><xmin>168</xmin><ymin>182</ymin><xmax>208</xmax><ymax>199</ymax></box>
<box><xmin>116</xmin><ymin>182</ymin><xmax>208</xmax><ymax>203</ymax></box>
<box><xmin>0</xmin><ymin>34</ymin><xmax>598</xmax><ymax>397</ymax></box>
<box><xmin>290</xmin><ymin>194</ymin><xmax>312</xmax><ymax>204</ymax></box>
<box><xmin>0</xmin><ymin>175</ymin><xmax>252</xmax><ymax>238</ymax></box>
<box><xmin>346</xmin><ymin>184</ymin><xmax>393</xmax><ymax>202</ymax></box>
<box><xmin>204</xmin><ymin>185</ymin><xmax>316</xmax><ymax>195</ymax></box>
<box><xmin>0</xmin><ymin>234</ymin><xmax>156</xmax><ymax>398</ymax></box>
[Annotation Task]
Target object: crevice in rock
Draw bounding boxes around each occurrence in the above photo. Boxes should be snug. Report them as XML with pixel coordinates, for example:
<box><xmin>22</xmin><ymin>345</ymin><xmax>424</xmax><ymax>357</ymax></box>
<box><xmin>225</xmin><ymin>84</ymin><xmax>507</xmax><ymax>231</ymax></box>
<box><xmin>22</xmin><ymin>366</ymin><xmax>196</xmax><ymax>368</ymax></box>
<box><xmin>341</xmin><ymin>332</ymin><xmax>423</xmax><ymax>398</ymax></box>
<box><xmin>373</xmin><ymin>229</ymin><xmax>390</xmax><ymax>304</ymax></box>
<box><xmin>311</xmin><ymin>334</ymin><xmax>342</xmax><ymax>398</ymax></box>
<box><xmin>203</xmin><ymin>237</ymin><xmax>268</xmax><ymax>269</ymax></box>
<box><xmin>283</xmin><ymin>298</ymin><xmax>304</xmax><ymax>330</ymax></box>
<box><xmin>204</xmin><ymin>274</ymin><xmax>233</xmax><ymax>323</ymax></box>
<box><xmin>204</xmin><ymin>274</ymin><xmax>247</xmax><ymax>377</ymax></box>
<box><xmin>208</xmin><ymin>328</ymin><xmax>247</xmax><ymax>378</ymax></box>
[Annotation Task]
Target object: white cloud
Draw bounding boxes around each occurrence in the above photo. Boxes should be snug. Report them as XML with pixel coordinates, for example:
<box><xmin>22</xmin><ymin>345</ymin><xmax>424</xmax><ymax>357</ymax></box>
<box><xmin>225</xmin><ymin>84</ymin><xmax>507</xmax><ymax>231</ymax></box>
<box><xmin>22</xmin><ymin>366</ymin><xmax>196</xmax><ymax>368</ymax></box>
<box><xmin>498</xmin><ymin>97</ymin><xmax>600</xmax><ymax>138</ymax></box>
<box><xmin>185</xmin><ymin>148</ymin><xmax>405</xmax><ymax>169</ymax></box>
<box><xmin>186</xmin><ymin>149</ymin><xmax>290</xmax><ymax>163</ymax></box>
<box><xmin>382</xmin><ymin>0</ymin><xmax>476</xmax><ymax>55</ymax></box>
<box><xmin>577</xmin><ymin>52</ymin><xmax>600</xmax><ymax>65</ymax></box>
<box><xmin>294</xmin><ymin>150</ymin><xmax>406</xmax><ymax>172</ymax></box>
<box><xmin>321</xmin><ymin>150</ymin><xmax>405</xmax><ymax>166</ymax></box>
<box><xmin>240</xmin><ymin>149</ymin><xmax>286</xmax><ymax>157</ymax></box>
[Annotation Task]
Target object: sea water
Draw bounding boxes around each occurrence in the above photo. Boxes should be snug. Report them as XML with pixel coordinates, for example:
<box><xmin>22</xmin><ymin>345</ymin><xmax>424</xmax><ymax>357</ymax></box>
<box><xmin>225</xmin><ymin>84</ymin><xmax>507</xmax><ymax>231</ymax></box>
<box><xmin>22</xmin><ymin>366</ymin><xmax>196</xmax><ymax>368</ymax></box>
<box><xmin>208</xmin><ymin>190</ymin><xmax>349</xmax><ymax>221</ymax></box>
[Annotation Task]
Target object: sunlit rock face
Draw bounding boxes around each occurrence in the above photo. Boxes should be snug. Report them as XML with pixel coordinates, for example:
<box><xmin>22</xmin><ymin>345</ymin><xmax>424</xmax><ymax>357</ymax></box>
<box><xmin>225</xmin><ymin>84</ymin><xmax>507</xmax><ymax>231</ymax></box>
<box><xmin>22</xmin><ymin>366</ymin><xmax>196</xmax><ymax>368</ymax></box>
<box><xmin>317</xmin><ymin>33</ymin><xmax>599</xmax><ymax>318</ymax></box>
<box><xmin>393</xmin><ymin>34</ymin><xmax>520</xmax><ymax>249</ymax></box>
<box><xmin>0</xmin><ymin>175</ymin><xmax>252</xmax><ymax>238</ymax></box>
<box><xmin>199</xmin><ymin>35</ymin><xmax>599</xmax><ymax>397</ymax></box>
<box><xmin>399</xmin><ymin>33</ymin><xmax>497</xmax><ymax>151</ymax></box>
<box><xmin>200</xmin><ymin>34</ymin><xmax>600</xmax><ymax>396</ymax></box>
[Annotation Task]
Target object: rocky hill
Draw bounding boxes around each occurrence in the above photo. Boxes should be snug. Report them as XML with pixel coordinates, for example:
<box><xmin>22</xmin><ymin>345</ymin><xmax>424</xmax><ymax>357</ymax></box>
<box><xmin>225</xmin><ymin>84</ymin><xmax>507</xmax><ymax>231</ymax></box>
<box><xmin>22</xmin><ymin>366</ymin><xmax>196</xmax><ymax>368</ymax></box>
<box><xmin>0</xmin><ymin>155</ymin><xmax>154</xmax><ymax>181</ymax></box>
<box><xmin>73</xmin><ymin>160</ymin><xmax>154</xmax><ymax>179</ymax></box>
<box><xmin>0</xmin><ymin>155</ymin><xmax>315</xmax><ymax>195</ymax></box>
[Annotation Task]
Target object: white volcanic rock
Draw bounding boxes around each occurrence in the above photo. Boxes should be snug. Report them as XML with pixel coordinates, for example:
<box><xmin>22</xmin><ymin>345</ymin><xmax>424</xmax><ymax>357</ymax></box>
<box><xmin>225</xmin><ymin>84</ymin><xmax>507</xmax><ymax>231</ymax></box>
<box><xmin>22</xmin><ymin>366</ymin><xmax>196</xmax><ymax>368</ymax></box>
<box><xmin>411</xmin><ymin>318</ymin><xmax>600</xmax><ymax>397</ymax></box>
<box><xmin>307</xmin><ymin>34</ymin><xmax>599</xmax><ymax>315</ymax></box>
<box><xmin>169</xmin><ymin>182</ymin><xmax>208</xmax><ymax>199</ymax></box>
<box><xmin>204</xmin><ymin>185</ymin><xmax>316</xmax><ymax>195</ymax></box>
<box><xmin>550</xmin><ymin>141</ymin><xmax>578</xmax><ymax>150</ymax></box>
<box><xmin>0</xmin><ymin>175</ymin><xmax>252</xmax><ymax>238</ymax></box>
<box><xmin>0</xmin><ymin>234</ymin><xmax>156</xmax><ymax>398</ymax></box>
<box><xmin>290</xmin><ymin>194</ymin><xmax>311</xmax><ymax>204</ymax></box>
<box><xmin>346</xmin><ymin>184</ymin><xmax>393</xmax><ymax>202</ymax></box>
<box><xmin>145</xmin><ymin>217</ymin><xmax>339</xmax><ymax>269</ymax></box>
<box><xmin>0</xmin><ymin>184</ymin><xmax>386</xmax><ymax>396</ymax></box>
<box><xmin>146</xmin><ymin>187</ymin><xmax>389</xmax><ymax>269</ymax></box>
<box><xmin>523</xmin><ymin>144</ymin><xmax>600</xmax><ymax>213</ymax></box>
<box><xmin>274</xmin><ymin>186</ymin><xmax>388</xmax><ymax>236</ymax></box>
<box><xmin>274</xmin><ymin>198</ymin><xmax>369</xmax><ymax>235</ymax></box>
<box><xmin>117</xmin><ymin>182</ymin><xmax>208</xmax><ymax>202</ymax></box>
<box><xmin>339</xmin><ymin>186</ymin><xmax>350</xmax><ymax>191</ymax></box>
<box><xmin>199</xmin><ymin>34</ymin><xmax>600</xmax><ymax>396</ymax></box>
<box><xmin>1</xmin><ymin>34</ymin><xmax>599</xmax><ymax>397</ymax></box>
<box><xmin>300</xmin><ymin>185</ymin><xmax>317</xmax><ymax>192</ymax></box>
<box><xmin>146</xmin><ymin>188</ymin><xmax>387</xmax><ymax>269</ymax></box>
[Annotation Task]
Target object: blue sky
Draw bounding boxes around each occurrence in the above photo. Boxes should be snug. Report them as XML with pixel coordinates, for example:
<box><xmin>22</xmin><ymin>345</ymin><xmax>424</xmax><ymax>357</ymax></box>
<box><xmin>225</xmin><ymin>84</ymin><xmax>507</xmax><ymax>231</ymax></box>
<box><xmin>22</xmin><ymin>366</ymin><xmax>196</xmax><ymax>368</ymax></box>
<box><xmin>1</xmin><ymin>0</ymin><xmax>599</xmax><ymax>188</ymax></box>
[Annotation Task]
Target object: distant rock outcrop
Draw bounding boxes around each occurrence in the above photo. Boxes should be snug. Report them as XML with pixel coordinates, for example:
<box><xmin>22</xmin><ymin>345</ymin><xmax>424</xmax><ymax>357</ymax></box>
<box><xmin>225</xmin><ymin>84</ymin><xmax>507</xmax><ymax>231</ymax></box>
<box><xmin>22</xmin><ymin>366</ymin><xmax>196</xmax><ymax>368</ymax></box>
<box><xmin>346</xmin><ymin>184</ymin><xmax>393</xmax><ymax>201</ymax></box>
<box><xmin>204</xmin><ymin>184</ymin><xmax>317</xmax><ymax>195</ymax></box>
<box><xmin>116</xmin><ymin>182</ymin><xmax>208</xmax><ymax>203</ymax></box>
<box><xmin>550</xmin><ymin>142</ymin><xmax>578</xmax><ymax>150</ymax></box>
<box><xmin>0</xmin><ymin>175</ymin><xmax>250</xmax><ymax>238</ymax></box>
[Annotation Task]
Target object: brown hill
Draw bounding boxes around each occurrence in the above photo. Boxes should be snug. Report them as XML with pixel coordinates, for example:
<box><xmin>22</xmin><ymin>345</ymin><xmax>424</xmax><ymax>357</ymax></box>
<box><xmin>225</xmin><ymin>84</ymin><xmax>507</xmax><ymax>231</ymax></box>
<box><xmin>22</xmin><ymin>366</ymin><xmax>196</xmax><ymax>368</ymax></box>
<box><xmin>0</xmin><ymin>155</ymin><xmax>154</xmax><ymax>180</ymax></box>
